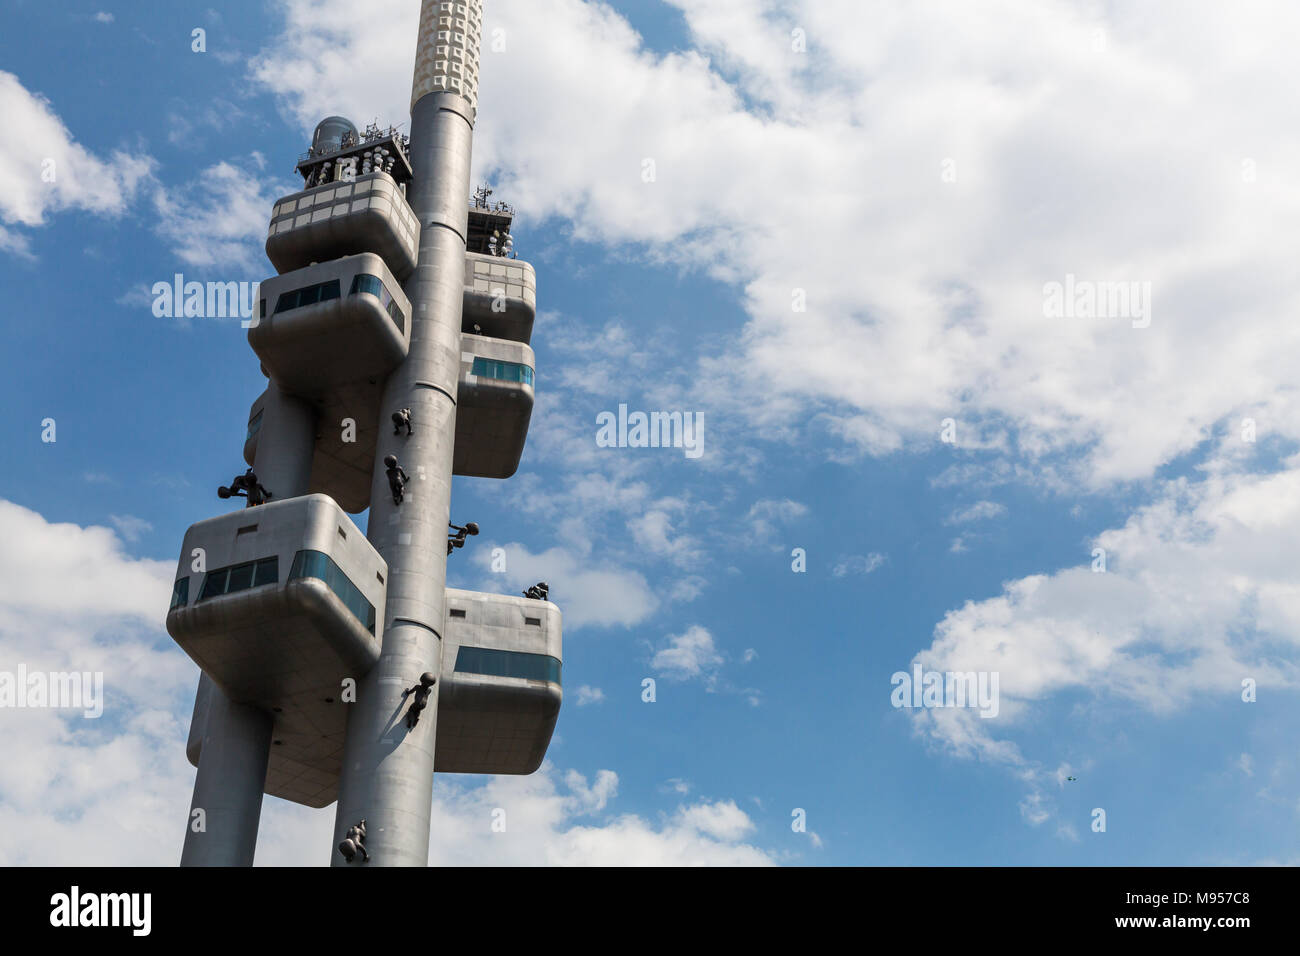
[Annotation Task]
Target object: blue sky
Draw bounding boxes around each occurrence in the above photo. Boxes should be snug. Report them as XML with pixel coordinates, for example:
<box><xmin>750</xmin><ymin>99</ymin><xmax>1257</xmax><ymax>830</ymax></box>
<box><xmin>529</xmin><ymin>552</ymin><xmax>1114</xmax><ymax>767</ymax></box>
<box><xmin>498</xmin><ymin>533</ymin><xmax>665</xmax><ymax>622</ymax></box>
<box><xmin>2</xmin><ymin>0</ymin><xmax>1298</xmax><ymax>865</ymax></box>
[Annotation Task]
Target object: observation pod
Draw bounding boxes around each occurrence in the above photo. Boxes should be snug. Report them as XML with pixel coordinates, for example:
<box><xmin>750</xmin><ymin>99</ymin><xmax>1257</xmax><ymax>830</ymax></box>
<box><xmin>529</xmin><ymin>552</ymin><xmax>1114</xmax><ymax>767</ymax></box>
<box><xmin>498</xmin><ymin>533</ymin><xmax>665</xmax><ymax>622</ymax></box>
<box><xmin>266</xmin><ymin>171</ymin><xmax>420</xmax><ymax>282</ymax></box>
<box><xmin>462</xmin><ymin>251</ymin><xmax>536</xmax><ymax>343</ymax></box>
<box><xmin>243</xmin><ymin>383</ymin><xmax>377</xmax><ymax>516</ymax></box>
<box><xmin>250</xmin><ymin>252</ymin><xmax>411</xmax><ymax>397</ymax></box>
<box><xmin>167</xmin><ymin>495</ymin><xmax>385</xmax><ymax>807</ymax></box>
<box><xmin>242</xmin><ymin>312</ymin><xmax>540</xmax><ymax>511</ymax></box>
<box><xmin>435</xmin><ymin>589</ymin><xmax>562</xmax><ymax>775</ymax></box>
<box><xmin>454</xmin><ymin>332</ymin><xmax>535</xmax><ymax>478</ymax></box>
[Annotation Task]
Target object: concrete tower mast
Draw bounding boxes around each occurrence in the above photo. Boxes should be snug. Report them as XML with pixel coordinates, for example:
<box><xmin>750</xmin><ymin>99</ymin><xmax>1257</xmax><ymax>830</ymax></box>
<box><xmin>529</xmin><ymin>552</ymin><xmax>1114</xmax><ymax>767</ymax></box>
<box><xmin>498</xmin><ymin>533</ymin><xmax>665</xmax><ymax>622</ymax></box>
<box><xmin>167</xmin><ymin>0</ymin><xmax>561</xmax><ymax>867</ymax></box>
<box><xmin>330</xmin><ymin>0</ymin><xmax>484</xmax><ymax>867</ymax></box>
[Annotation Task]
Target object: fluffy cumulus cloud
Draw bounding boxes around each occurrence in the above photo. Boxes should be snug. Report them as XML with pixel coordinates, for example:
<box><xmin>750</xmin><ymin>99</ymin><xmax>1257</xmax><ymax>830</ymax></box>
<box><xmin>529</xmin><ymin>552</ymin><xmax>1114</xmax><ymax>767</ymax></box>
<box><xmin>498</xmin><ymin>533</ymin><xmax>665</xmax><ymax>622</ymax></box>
<box><xmin>0</xmin><ymin>500</ymin><xmax>195</xmax><ymax>865</ymax></box>
<box><xmin>0</xmin><ymin>69</ymin><xmax>269</xmax><ymax>269</ymax></box>
<box><xmin>468</xmin><ymin>541</ymin><xmax>656</xmax><ymax>630</ymax></box>
<box><xmin>0</xmin><ymin>501</ymin><xmax>775</xmax><ymax>866</ymax></box>
<box><xmin>258</xmin><ymin>764</ymin><xmax>781</xmax><ymax>865</ymax></box>
<box><xmin>237</xmin><ymin>0</ymin><xmax>1300</xmax><ymax>839</ymax></box>
<box><xmin>152</xmin><ymin>157</ymin><xmax>290</xmax><ymax>273</ymax></box>
<box><xmin>0</xmin><ymin>70</ymin><xmax>155</xmax><ymax>258</ymax></box>
<box><xmin>252</xmin><ymin>0</ymin><xmax>1300</xmax><ymax>489</ymax></box>
<box><xmin>248</xmin><ymin>765</ymin><xmax>777</xmax><ymax>867</ymax></box>
<box><xmin>909</xmin><ymin>455</ymin><xmax>1300</xmax><ymax>769</ymax></box>
<box><xmin>422</xmin><ymin>768</ymin><xmax>773</xmax><ymax>866</ymax></box>
<box><xmin>651</xmin><ymin>625</ymin><xmax>724</xmax><ymax>682</ymax></box>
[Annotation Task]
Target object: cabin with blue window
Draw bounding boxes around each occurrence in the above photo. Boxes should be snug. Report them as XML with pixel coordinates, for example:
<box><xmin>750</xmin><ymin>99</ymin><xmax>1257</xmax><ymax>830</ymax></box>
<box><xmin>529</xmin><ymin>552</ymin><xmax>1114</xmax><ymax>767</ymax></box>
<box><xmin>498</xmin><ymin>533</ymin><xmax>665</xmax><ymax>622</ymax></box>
<box><xmin>167</xmin><ymin>494</ymin><xmax>385</xmax><ymax>807</ymax></box>
<box><xmin>436</xmin><ymin>588</ymin><xmax>562</xmax><ymax>775</ymax></box>
<box><xmin>249</xmin><ymin>251</ymin><xmax>410</xmax><ymax>398</ymax></box>
<box><xmin>170</xmin><ymin>493</ymin><xmax>563</xmax><ymax>804</ymax></box>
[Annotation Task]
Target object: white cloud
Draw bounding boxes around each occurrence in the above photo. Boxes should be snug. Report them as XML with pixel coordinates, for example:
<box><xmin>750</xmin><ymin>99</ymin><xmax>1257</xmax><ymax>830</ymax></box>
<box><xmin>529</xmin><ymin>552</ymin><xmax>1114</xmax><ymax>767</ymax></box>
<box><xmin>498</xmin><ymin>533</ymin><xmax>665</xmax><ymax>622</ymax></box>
<box><xmin>627</xmin><ymin>499</ymin><xmax>705</xmax><ymax>568</ymax></box>
<box><xmin>250</xmin><ymin>0</ymin><xmax>419</xmax><ymax>132</ymax></box>
<box><xmin>832</xmin><ymin>552</ymin><xmax>886</xmax><ymax>577</ymax></box>
<box><xmin>166</xmin><ymin>99</ymin><xmax>250</xmax><ymax>149</ymax></box>
<box><xmin>675</xmin><ymin>799</ymin><xmax>754</xmax><ymax>842</ymax></box>
<box><xmin>0</xmin><ymin>500</ymin><xmax>196</xmax><ymax>865</ymax></box>
<box><xmin>573</xmin><ymin>685</ymin><xmax>605</xmax><ymax>706</ymax></box>
<box><xmin>667</xmin><ymin>575</ymin><xmax>707</xmax><ymax>602</ymax></box>
<box><xmin>115</xmin><ymin>285</ymin><xmax>155</xmax><ymax>309</ymax></box>
<box><xmin>469</xmin><ymin>542</ymin><xmax>656</xmax><ymax>630</ymax></box>
<box><xmin>651</xmin><ymin>625</ymin><xmax>723</xmax><ymax>682</ymax></box>
<box><xmin>250</xmin><ymin>0</ymin><xmax>1300</xmax><ymax>488</ymax></box>
<box><xmin>258</xmin><ymin>766</ymin><xmax>775</xmax><ymax>867</ymax></box>
<box><xmin>564</xmin><ymin>768</ymin><xmax>618</xmax><ymax>813</ymax></box>
<box><xmin>1019</xmin><ymin>790</ymin><xmax>1050</xmax><ymax>827</ymax></box>
<box><xmin>0</xmin><ymin>501</ymin><xmax>172</xmax><ymax>622</ymax></box>
<box><xmin>662</xmin><ymin>778</ymin><xmax>692</xmax><ymax>795</ymax></box>
<box><xmin>94</xmin><ymin>12</ymin><xmax>114</xmax><ymax>23</ymax></box>
<box><xmin>552</xmin><ymin>320</ymin><xmax>653</xmax><ymax>396</ymax></box>
<box><xmin>152</xmin><ymin>158</ymin><xmax>288</xmax><ymax>272</ymax></box>
<box><xmin>0</xmin><ymin>225</ymin><xmax>33</xmax><ymax>260</ymax></box>
<box><xmin>947</xmin><ymin>501</ymin><xmax>1007</xmax><ymax>524</ymax></box>
<box><xmin>743</xmin><ymin>498</ymin><xmax>808</xmax><ymax>547</ymax></box>
<box><xmin>0</xmin><ymin>501</ymin><xmax>777</xmax><ymax>866</ymax></box>
<box><xmin>0</xmin><ymin>71</ymin><xmax>154</xmax><ymax>254</ymax></box>
<box><xmin>910</xmin><ymin>455</ymin><xmax>1300</xmax><ymax>777</ymax></box>
<box><xmin>231</xmin><ymin>0</ymin><xmax>1300</xmax><ymax>850</ymax></box>
<box><xmin>108</xmin><ymin>514</ymin><xmax>153</xmax><ymax>542</ymax></box>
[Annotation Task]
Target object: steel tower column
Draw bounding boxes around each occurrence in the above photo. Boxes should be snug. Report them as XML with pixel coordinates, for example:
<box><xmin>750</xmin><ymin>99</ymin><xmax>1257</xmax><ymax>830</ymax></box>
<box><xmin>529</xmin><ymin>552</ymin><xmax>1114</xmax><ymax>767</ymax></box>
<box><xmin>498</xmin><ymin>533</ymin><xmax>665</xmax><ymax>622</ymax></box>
<box><xmin>331</xmin><ymin>0</ymin><xmax>482</xmax><ymax>867</ymax></box>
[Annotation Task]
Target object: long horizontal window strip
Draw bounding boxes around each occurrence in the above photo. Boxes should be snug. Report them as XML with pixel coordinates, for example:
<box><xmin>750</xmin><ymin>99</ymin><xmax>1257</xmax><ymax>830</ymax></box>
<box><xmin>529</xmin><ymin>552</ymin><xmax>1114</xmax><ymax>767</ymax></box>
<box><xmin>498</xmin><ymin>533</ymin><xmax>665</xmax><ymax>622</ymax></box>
<box><xmin>197</xmin><ymin>556</ymin><xmax>279</xmax><ymax>603</ymax></box>
<box><xmin>273</xmin><ymin>279</ymin><xmax>341</xmax><ymax>314</ymax></box>
<box><xmin>245</xmin><ymin>409</ymin><xmax>263</xmax><ymax>442</ymax></box>
<box><xmin>348</xmin><ymin>273</ymin><xmax>406</xmax><ymax>333</ymax></box>
<box><xmin>289</xmin><ymin>550</ymin><xmax>376</xmax><ymax>635</ymax></box>
<box><xmin>454</xmin><ymin>646</ymin><xmax>561</xmax><ymax>684</ymax></box>
<box><xmin>470</xmin><ymin>357</ymin><xmax>534</xmax><ymax>386</ymax></box>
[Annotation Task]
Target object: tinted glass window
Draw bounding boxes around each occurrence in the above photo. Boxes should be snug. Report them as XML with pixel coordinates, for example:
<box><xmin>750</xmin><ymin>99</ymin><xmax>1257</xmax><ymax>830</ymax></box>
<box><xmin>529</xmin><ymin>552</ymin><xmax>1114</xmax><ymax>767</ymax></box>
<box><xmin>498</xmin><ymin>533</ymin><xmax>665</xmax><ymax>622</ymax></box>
<box><xmin>226</xmin><ymin>562</ymin><xmax>255</xmax><ymax>593</ymax></box>
<box><xmin>350</xmin><ymin>275</ymin><xmax>403</xmax><ymax>332</ymax></box>
<box><xmin>253</xmin><ymin>556</ymin><xmax>278</xmax><ymax>587</ymax></box>
<box><xmin>350</xmin><ymin>275</ymin><xmax>382</xmax><ymax>298</ymax></box>
<box><xmin>471</xmin><ymin>358</ymin><xmax>534</xmax><ymax>386</ymax></box>
<box><xmin>199</xmin><ymin>568</ymin><xmax>228</xmax><ymax>600</ymax></box>
<box><xmin>289</xmin><ymin>550</ymin><xmax>375</xmax><ymax>634</ymax></box>
<box><xmin>454</xmin><ymin>646</ymin><xmax>561</xmax><ymax>684</ymax></box>
<box><xmin>195</xmin><ymin>555</ymin><xmax>279</xmax><ymax>602</ymax></box>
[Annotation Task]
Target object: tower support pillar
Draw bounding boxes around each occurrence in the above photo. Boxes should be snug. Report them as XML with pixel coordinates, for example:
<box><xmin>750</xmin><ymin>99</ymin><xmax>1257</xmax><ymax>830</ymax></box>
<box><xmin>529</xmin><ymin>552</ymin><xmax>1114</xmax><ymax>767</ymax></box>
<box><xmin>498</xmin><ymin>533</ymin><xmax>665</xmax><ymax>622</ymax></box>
<box><xmin>180</xmin><ymin>687</ymin><xmax>273</xmax><ymax>866</ymax></box>
<box><xmin>330</xmin><ymin>0</ymin><xmax>482</xmax><ymax>866</ymax></box>
<box><xmin>180</xmin><ymin>380</ymin><xmax>315</xmax><ymax>865</ymax></box>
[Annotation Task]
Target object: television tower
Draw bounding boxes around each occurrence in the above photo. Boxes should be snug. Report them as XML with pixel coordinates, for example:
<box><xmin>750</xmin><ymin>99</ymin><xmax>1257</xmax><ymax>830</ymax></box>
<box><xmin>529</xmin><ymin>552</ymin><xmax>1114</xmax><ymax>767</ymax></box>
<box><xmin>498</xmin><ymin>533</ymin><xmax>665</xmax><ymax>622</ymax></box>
<box><xmin>166</xmin><ymin>0</ymin><xmax>561</xmax><ymax>867</ymax></box>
